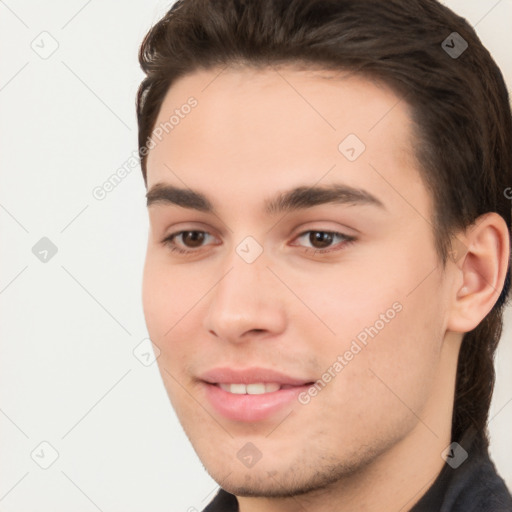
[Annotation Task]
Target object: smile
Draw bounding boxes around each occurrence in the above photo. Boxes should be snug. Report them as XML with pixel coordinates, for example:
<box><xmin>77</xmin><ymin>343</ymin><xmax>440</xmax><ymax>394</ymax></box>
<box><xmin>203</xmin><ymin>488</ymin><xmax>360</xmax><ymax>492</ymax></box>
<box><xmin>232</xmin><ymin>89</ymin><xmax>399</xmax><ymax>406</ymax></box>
<box><xmin>218</xmin><ymin>382</ymin><xmax>288</xmax><ymax>394</ymax></box>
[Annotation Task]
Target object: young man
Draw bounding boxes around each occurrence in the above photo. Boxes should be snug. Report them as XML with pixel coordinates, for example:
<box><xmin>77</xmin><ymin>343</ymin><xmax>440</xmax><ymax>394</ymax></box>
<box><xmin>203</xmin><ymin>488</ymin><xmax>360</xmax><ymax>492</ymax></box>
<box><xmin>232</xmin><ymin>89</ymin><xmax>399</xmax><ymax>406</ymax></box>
<box><xmin>136</xmin><ymin>0</ymin><xmax>512</xmax><ymax>510</ymax></box>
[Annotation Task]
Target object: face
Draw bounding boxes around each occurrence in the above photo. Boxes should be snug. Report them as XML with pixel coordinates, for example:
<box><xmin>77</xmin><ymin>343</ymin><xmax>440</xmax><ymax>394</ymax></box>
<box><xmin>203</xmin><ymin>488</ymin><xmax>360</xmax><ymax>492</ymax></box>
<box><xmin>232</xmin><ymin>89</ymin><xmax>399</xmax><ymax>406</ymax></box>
<box><xmin>142</xmin><ymin>66</ymin><xmax>454</xmax><ymax>497</ymax></box>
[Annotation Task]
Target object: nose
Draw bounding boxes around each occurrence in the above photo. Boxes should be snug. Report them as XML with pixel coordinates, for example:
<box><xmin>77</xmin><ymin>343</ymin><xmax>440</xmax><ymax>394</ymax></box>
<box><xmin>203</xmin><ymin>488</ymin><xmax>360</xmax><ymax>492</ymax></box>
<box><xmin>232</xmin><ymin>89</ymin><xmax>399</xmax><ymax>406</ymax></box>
<box><xmin>202</xmin><ymin>249</ymin><xmax>288</xmax><ymax>344</ymax></box>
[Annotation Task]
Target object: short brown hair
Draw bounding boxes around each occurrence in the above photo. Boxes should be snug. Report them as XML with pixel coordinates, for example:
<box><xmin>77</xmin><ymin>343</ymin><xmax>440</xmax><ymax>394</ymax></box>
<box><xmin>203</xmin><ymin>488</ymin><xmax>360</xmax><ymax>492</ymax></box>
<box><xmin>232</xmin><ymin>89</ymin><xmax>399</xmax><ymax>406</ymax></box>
<box><xmin>136</xmin><ymin>0</ymin><xmax>512</xmax><ymax>447</ymax></box>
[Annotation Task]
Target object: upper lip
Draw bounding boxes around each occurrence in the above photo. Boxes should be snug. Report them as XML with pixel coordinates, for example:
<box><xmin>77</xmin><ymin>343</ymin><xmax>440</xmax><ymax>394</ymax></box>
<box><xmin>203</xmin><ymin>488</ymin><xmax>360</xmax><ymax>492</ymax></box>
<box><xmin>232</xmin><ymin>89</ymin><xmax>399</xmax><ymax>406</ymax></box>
<box><xmin>199</xmin><ymin>367</ymin><xmax>313</xmax><ymax>386</ymax></box>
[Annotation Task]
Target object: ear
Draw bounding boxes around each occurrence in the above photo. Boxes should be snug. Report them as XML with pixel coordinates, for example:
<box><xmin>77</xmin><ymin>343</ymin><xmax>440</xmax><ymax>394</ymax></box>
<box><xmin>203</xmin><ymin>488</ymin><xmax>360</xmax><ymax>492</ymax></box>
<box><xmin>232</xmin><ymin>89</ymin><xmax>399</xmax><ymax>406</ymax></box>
<box><xmin>446</xmin><ymin>213</ymin><xmax>510</xmax><ymax>333</ymax></box>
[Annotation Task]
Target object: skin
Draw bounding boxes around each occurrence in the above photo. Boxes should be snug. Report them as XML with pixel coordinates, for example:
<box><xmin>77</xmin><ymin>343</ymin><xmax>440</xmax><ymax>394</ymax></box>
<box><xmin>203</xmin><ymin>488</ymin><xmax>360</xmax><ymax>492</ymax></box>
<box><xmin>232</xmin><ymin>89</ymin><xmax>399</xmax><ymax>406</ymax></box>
<box><xmin>142</xmin><ymin>66</ymin><xmax>510</xmax><ymax>512</ymax></box>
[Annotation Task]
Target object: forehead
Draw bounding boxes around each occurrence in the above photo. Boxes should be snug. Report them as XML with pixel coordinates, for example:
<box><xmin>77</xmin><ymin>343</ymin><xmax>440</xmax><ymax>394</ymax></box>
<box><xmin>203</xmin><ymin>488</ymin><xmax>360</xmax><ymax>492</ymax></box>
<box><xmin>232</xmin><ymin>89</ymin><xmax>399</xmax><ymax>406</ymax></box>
<box><xmin>145</xmin><ymin>65</ymin><xmax>427</xmax><ymax>217</ymax></box>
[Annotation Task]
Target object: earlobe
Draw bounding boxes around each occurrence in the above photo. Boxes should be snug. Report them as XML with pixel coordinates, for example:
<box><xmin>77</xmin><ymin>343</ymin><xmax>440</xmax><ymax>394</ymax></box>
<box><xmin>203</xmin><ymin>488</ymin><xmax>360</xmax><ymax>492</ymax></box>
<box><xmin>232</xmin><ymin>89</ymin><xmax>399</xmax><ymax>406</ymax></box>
<box><xmin>447</xmin><ymin>213</ymin><xmax>510</xmax><ymax>334</ymax></box>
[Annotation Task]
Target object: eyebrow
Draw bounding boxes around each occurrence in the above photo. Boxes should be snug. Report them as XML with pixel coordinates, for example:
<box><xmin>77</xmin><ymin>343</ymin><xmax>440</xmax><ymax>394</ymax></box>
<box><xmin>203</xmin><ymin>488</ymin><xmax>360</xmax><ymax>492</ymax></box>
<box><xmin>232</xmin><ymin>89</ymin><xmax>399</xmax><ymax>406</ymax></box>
<box><xmin>146</xmin><ymin>182</ymin><xmax>385</xmax><ymax>214</ymax></box>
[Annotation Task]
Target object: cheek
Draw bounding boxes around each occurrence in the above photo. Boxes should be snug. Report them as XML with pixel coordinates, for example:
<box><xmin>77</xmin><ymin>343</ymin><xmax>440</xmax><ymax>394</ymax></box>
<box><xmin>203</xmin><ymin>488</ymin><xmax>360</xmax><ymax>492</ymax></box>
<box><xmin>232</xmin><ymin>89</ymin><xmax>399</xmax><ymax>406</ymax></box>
<box><xmin>304</xmin><ymin>239</ymin><xmax>443</xmax><ymax>349</ymax></box>
<box><xmin>290</xmin><ymin>260</ymin><xmax>401</xmax><ymax>344</ymax></box>
<box><xmin>300</xmin><ymin>303</ymin><xmax>442</xmax><ymax>448</ymax></box>
<box><xmin>142</xmin><ymin>255</ymin><xmax>215</xmax><ymax>378</ymax></box>
<box><xmin>142</xmin><ymin>259</ymin><xmax>193</xmax><ymax>408</ymax></box>
<box><xmin>142</xmin><ymin>254</ymin><xmax>200</xmax><ymax>336</ymax></box>
<box><xmin>142</xmin><ymin>258</ymin><xmax>169</xmax><ymax>337</ymax></box>
<box><xmin>293</xmin><ymin>251</ymin><xmax>444</xmax><ymax>412</ymax></box>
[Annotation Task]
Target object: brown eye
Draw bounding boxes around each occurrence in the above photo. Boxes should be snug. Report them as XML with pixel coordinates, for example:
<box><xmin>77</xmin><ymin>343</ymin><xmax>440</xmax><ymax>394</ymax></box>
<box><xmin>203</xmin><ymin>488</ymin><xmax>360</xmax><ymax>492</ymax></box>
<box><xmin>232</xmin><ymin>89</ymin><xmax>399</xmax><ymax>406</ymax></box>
<box><xmin>162</xmin><ymin>230</ymin><xmax>214</xmax><ymax>253</ymax></box>
<box><xmin>293</xmin><ymin>230</ymin><xmax>356</xmax><ymax>254</ymax></box>
<box><xmin>309</xmin><ymin>231</ymin><xmax>335</xmax><ymax>249</ymax></box>
<box><xmin>181</xmin><ymin>231</ymin><xmax>206</xmax><ymax>248</ymax></box>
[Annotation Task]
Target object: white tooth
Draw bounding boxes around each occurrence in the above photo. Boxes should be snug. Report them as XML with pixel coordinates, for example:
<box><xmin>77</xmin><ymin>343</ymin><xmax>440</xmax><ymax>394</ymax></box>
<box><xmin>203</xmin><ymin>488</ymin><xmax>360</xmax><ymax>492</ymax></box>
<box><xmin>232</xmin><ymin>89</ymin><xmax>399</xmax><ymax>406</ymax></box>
<box><xmin>229</xmin><ymin>383</ymin><xmax>247</xmax><ymax>394</ymax></box>
<box><xmin>219</xmin><ymin>382</ymin><xmax>283</xmax><ymax>394</ymax></box>
<box><xmin>246</xmin><ymin>383</ymin><xmax>267</xmax><ymax>395</ymax></box>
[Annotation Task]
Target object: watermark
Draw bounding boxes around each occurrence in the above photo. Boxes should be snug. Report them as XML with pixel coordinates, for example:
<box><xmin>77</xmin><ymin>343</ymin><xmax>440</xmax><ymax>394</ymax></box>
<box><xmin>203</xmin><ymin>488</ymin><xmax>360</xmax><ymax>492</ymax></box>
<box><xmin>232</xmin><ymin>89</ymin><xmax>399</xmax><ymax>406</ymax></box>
<box><xmin>236</xmin><ymin>236</ymin><xmax>263</xmax><ymax>263</ymax></box>
<box><xmin>30</xmin><ymin>441</ymin><xmax>59</xmax><ymax>469</ymax></box>
<box><xmin>31</xmin><ymin>31</ymin><xmax>59</xmax><ymax>60</ymax></box>
<box><xmin>133</xmin><ymin>338</ymin><xmax>160</xmax><ymax>366</ymax></box>
<box><xmin>92</xmin><ymin>96</ymin><xmax>198</xmax><ymax>201</ymax></box>
<box><xmin>32</xmin><ymin>237</ymin><xmax>58</xmax><ymax>263</ymax></box>
<box><xmin>144</xmin><ymin>96</ymin><xmax>198</xmax><ymax>149</ymax></box>
<box><xmin>298</xmin><ymin>301</ymin><xmax>403</xmax><ymax>405</ymax></box>
<box><xmin>441</xmin><ymin>442</ymin><xmax>468</xmax><ymax>469</ymax></box>
<box><xmin>441</xmin><ymin>32</ymin><xmax>468</xmax><ymax>59</ymax></box>
<box><xmin>92</xmin><ymin>150</ymin><xmax>140</xmax><ymax>200</ymax></box>
<box><xmin>237</xmin><ymin>442</ymin><xmax>262</xmax><ymax>468</ymax></box>
<box><xmin>338</xmin><ymin>133</ymin><xmax>366</xmax><ymax>162</ymax></box>
<box><xmin>504</xmin><ymin>187</ymin><xmax>512</xmax><ymax>200</ymax></box>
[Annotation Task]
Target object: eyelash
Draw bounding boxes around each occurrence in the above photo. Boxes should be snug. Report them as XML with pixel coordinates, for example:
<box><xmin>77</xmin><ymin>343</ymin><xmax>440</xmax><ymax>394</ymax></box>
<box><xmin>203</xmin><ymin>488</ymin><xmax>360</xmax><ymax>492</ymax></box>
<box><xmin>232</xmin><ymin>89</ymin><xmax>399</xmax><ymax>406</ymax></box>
<box><xmin>161</xmin><ymin>229</ymin><xmax>356</xmax><ymax>255</ymax></box>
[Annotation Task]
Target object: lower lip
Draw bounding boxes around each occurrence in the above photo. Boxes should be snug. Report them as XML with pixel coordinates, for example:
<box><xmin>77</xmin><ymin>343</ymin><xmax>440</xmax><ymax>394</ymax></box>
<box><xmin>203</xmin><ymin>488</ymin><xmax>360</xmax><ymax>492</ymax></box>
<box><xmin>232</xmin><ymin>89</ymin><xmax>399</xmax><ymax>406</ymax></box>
<box><xmin>201</xmin><ymin>382</ymin><xmax>311</xmax><ymax>422</ymax></box>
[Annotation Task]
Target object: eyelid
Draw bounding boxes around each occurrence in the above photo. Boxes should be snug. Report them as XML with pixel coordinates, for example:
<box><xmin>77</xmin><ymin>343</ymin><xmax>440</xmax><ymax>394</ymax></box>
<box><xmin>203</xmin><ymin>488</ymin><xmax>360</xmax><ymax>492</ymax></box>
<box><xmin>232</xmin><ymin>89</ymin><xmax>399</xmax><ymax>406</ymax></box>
<box><xmin>290</xmin><ymin>219</ymin><xmax>358</xmax><ymax>237</ymax></box>
<box><xmin>160</xmin><ymin>221</ymin><xmax>220</xmax><ymax>243</ymax></box>
<box><xmin>163</xmin><ymin>230</ymin><xmax>219</xmax><ymax>251</ymax></box>
<box><xmin>289</xmin><ymin>229</ymin><xmax>356</xmax><ymax>252</ymax></box>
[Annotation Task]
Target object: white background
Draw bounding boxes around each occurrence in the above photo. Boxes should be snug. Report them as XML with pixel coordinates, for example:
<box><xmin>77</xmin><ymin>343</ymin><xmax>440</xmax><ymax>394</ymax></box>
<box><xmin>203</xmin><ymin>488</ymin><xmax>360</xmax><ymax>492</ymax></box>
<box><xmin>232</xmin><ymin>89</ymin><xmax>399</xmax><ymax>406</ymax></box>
<box><xmin>0</xmin><ymin>1</ymin><xmax>511</xmax><ymax>510</ymax></box>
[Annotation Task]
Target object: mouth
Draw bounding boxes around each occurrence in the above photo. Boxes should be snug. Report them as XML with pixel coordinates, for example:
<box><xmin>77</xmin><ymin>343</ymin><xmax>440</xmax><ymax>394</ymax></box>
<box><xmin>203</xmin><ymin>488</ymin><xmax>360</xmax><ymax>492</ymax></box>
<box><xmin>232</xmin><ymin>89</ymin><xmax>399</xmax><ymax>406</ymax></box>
<box><xmin>198</xmin><ymin>367</ymin><xmax>315</xmax><ymax>422</ymax></box>
<box><xmin>217</xmin><ymin>382</ymin><xmax>308</xmax><ymax>394</ymax></box>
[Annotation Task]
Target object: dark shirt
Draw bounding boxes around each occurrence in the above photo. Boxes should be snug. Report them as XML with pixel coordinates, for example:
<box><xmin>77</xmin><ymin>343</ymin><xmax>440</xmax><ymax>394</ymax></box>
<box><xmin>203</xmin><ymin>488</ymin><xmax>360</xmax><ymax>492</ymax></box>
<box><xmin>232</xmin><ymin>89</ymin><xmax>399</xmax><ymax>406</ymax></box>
<box><xmin>202</xmin><ymin>434</ymin><xmax>512</xmax><ymax>511</ymax></box>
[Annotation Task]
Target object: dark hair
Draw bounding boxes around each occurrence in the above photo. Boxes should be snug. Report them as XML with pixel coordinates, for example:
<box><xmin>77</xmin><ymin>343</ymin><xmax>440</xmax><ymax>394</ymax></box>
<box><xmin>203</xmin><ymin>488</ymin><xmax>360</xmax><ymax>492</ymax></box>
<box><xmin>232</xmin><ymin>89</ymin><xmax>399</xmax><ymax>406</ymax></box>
<box><xmin>136</xmin><ymin>0</ymin><xmax>512</xmax><ymax>447</ymax></box>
